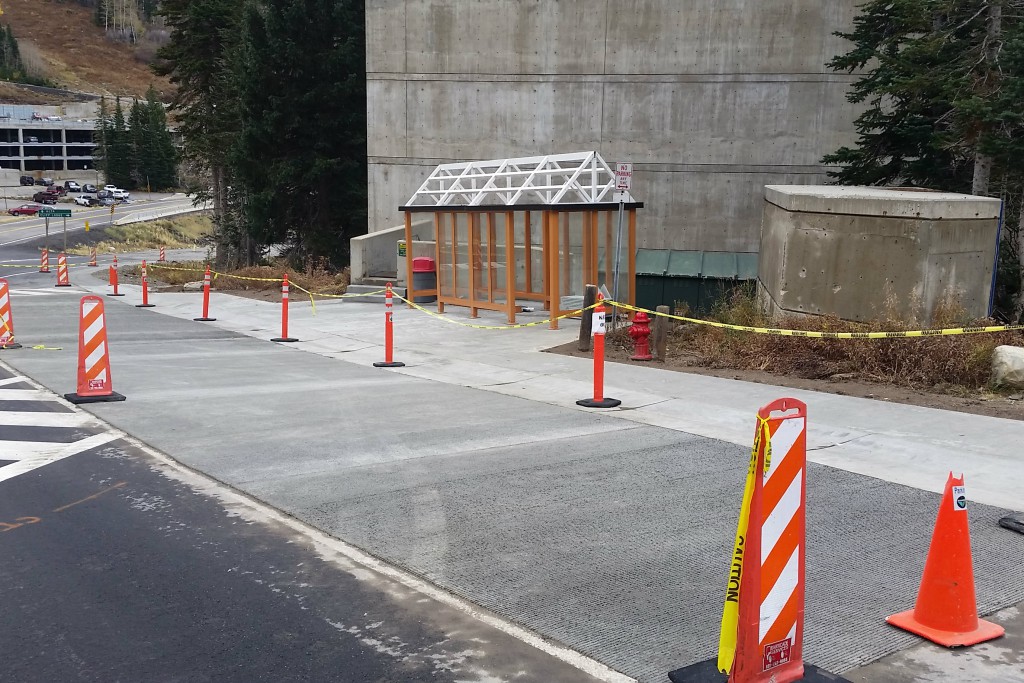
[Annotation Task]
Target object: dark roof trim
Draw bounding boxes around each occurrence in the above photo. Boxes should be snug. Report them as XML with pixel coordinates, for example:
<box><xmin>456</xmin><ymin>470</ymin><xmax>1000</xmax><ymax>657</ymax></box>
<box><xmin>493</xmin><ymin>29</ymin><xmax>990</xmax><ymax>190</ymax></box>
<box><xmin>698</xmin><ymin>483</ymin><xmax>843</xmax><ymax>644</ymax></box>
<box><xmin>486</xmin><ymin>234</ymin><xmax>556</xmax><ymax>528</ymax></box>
<box><xmin>400</xmin><ymin>202</ymin><xmax>644</xmax><ymax>213</ymax></box>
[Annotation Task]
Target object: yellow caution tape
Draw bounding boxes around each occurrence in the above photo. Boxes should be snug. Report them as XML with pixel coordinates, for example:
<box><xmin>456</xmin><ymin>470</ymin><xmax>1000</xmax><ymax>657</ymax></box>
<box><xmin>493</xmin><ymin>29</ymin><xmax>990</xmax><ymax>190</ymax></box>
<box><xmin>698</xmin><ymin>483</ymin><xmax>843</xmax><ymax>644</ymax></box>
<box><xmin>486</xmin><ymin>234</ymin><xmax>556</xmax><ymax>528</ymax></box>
<box><xmin>394</xmin><ymin>294</ymin><xmax>601</xmax><ymax>330</ymax></box>
<box><xmin>718</xmin><ymin>415</ymin><xmax>772</xmax><ymax>674</ymax></box>
<box><xmin>30</xmin><ymin>345</ymin><xmax>62</xmax><ymax>350</ymax></box>
<box><xmin>612</xmin><ymin>302</ymin><xmax>1024</xmax><ymax>339</ymax></box>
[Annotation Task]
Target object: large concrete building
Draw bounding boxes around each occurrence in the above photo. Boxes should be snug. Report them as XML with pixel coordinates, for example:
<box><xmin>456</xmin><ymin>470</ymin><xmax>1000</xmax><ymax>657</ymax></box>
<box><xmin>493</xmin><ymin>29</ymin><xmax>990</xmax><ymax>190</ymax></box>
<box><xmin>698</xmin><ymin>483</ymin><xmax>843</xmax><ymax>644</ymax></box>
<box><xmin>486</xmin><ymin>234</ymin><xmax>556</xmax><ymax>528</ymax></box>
<box><xmin>366</xmin><ymin>0</ymin><xmax>860</xmax><ymax>254</ymax></box>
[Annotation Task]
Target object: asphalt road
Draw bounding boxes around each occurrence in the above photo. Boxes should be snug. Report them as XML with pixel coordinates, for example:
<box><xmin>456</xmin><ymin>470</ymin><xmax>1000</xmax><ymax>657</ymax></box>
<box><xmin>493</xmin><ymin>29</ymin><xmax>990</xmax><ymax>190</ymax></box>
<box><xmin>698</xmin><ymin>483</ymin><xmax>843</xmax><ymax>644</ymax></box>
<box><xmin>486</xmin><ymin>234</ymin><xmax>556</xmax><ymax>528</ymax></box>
<box><xmin>0</xmin><ymin>191</ymin><xmax>198</xmax><ymax>249</ymax></box>
<box><xmin>0</xmin><ymin>364</ymin><xmax>607</xmax><ymax>683</ymax></box>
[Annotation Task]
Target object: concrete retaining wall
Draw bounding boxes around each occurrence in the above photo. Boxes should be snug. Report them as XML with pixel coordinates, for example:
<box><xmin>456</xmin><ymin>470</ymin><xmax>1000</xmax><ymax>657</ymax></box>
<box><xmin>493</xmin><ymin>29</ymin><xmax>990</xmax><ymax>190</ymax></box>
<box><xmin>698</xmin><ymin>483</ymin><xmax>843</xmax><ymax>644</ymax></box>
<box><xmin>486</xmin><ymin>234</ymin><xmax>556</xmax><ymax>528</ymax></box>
<box><xmin>366</xmin><ymin>0</ymin><xmax>861</xmax><ymax>252</ymax></box>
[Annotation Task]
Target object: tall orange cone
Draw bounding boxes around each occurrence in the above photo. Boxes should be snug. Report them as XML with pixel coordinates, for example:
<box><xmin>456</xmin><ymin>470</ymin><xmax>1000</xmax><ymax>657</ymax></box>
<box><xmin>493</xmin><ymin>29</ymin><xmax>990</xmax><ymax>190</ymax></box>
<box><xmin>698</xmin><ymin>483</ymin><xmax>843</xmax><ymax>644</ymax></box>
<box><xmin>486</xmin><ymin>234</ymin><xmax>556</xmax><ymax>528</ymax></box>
<box><xmin>64</xmin><ymin>295</ymin><xmax>126</xmax><ymax>404</ymax></box>
<box><xmin>886</xmin><ymin>473</ymin><xmax>1005</xmax><ymax>647</ymax></box>
<box><xmin>0</xmin><ymin>278</ymin><xmax>22</xmax><ymax>350</ymax></box>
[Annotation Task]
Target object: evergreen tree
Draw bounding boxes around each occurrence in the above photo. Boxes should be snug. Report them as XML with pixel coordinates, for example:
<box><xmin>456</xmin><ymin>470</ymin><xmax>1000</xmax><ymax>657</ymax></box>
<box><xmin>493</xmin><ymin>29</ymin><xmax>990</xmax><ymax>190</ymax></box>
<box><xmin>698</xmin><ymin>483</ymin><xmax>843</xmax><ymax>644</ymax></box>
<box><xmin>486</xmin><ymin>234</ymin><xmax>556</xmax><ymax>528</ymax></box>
<box><xmin>107</xmin><ymin>97</ymin><xmax>132</xmax><ymax>188</ymax></box>
<box><xmin>128</xmin><ymin>98</ymin><xmax>146</xmax><ymax>190</ymax></box>
<box><xmin>144</xmin><ymin>85</ymin><xmax>178</xmax><ymax>190</ymax></box>
<box><xmin>231</xmin><ymin>0</ymin><xmax>367</xmax><ymax>266</ymax></box>
<box><xmin>93</xmin><ymin>96</ymin><xmax>111</xmax><ymax>183</ymax></box>
<box><xmin>824</xmin><ymin>0</ymin><xmax>1024</xmax><ymax>317</ymax></box>
<box><xmin>155</xmin><ymin>0</ymin><xmax>244</xmax><ymax>266</ymax></box>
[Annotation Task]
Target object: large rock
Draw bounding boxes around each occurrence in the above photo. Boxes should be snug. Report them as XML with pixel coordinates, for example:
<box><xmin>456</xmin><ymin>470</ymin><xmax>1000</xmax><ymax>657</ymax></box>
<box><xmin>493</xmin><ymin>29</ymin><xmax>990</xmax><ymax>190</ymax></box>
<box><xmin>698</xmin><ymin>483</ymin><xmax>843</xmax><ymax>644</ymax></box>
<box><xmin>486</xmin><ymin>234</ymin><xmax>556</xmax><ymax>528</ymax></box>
<box><xmin>991</xmin><ymin>345</ymin><xmax>1024</xmax><ymax>389</ymax></box>
<box><xmin>182</xmin><ymin>280</ymin><xmax>205</xmax><ymax>292</ymax></box>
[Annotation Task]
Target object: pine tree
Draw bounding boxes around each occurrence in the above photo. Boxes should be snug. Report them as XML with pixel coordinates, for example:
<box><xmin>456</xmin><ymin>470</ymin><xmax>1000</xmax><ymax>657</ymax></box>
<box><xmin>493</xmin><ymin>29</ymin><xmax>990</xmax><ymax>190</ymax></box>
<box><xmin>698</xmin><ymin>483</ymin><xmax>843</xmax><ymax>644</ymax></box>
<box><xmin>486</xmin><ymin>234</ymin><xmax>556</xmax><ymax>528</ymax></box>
<box><xmin>231</xmin><ymin>0</ymin><xmax>367</xmax><ymax>266</ymax></box>
<box><xmin>144</xmin><ymin>85</ymin><xmax>177</xmax><ymax>190</ymax></box>
<box><xmin>128</xmin><ymin>98</ymin><xmax>146</xmax><ymax>190</ymax></box>
<box><xmin>107</xmin><ymin>97</ymin><xmax>132</xmax><ymax>188</ymax></box>
<box><xmin>824</xmin><ymin>0</ymin><xmax>1024</xmax><ymax>317</ymax></box>
<box><xmin>155</xmin><ymin>0</ymin><xmax>243</xmax><ymax>266</ymax></box>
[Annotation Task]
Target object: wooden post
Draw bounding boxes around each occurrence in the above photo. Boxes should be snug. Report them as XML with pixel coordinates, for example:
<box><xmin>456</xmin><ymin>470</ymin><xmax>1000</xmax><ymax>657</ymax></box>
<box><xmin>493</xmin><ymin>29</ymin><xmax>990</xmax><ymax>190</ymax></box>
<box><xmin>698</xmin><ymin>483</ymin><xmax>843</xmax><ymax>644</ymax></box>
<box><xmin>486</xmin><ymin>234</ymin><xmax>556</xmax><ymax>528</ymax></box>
<box><xmin>505</xmin><ymin>211</ymin><xmax>516</xmax><ymax>324</ymax></box>
<box><xmin>579</xmin><ymin>284</ymin><xmax>598</xmax><ymax>352</ymax></box>
<box><xmin>653</xmin><ymin>305</ymin><xmax>670</xmax><ymax>362</ymax></box>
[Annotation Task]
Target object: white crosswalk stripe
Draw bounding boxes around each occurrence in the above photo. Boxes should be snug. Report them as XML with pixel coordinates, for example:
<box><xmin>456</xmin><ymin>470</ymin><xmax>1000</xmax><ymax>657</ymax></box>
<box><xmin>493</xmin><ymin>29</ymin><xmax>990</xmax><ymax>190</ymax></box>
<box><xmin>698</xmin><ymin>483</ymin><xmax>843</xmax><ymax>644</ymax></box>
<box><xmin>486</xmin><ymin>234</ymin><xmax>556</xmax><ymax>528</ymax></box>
<box><xmin>0</xmin><ymin>368</ymin><xmax>121</xmax><ymax>482</ymax></box>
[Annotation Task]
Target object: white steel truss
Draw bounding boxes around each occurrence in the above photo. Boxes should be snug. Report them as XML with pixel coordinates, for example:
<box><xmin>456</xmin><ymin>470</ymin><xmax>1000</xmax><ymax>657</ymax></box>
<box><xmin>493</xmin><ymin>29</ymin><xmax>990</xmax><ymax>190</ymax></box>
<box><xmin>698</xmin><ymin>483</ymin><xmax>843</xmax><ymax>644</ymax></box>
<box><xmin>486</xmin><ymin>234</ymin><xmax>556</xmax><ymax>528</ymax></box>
<box><xmin>403</xmin><ymin>151</ymin><xmax>636</xmax><ymax>208</ymax></box>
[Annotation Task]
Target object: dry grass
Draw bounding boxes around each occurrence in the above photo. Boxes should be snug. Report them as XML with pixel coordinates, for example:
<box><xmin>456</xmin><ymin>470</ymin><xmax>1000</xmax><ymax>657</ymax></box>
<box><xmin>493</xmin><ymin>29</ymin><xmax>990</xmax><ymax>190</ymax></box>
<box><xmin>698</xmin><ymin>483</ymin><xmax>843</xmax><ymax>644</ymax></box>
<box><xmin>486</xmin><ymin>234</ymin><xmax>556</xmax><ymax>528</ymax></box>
<box><xmin>68</xmin><ymin>213</ymin><xmax>213</xmax><ymax>255</ymax></box>
<box><xmin>609</xmin><ymin>290</ymin><xmax>1024</xmax><ymax>390</ymax></box>
<box><xmin>128</xmin><ymin>257</ymin><xmax>350</xmax><ymax>296</ymax></box>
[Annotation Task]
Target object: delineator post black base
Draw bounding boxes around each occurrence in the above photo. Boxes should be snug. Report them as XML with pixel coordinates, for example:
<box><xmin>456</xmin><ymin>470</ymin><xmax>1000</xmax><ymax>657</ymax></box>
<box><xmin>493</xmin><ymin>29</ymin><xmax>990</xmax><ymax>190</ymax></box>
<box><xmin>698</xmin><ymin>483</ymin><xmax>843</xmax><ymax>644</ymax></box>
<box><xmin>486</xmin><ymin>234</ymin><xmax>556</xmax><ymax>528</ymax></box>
<box><xmin>999</xmin><ymin>514</ymin><xmax>1024</xmax><ymax>534</ymax></box>
<box><xmin>668</xmin><ymin>660</ymin><xmax>850</xmax><ymax>683</ymax></box>
<box><xmin>107</xmin><ymin>293</ymin><xmax>125</xmax><ymax>297</ymax></box>
<box><xmin>136</xmin><ymin>304</ymin><xmax>156</xmax><ymax>308</ymax></box>
<box><xmin>576</xmin><ymin>397</ymin><xmax>621</xmax><ymax>408</ymax></box>
<box><xmin>0</xmin><ymin>343</ymin><xmax>23</xmax><ymax>350</ymax></box>
<box><xmin>373</xmin><ymin>361</ymin><xmax>405</xmax><ymax>368</ymax></box>
<box><xmin>272</xmin><ymin>337</ymin><xmax>299</xmax><ymax>343</ymax></box>
<box><xmin>55</xmin><ymin>284</ymin><xmax>71</xmax><ymax>288</ymax></box>
<box><xmin>63</xmin><ymin>391</ymin><xmax>127</xmax><ymax>405</ymax></box>
<box><xmin>193</xmin><ymin>317</ymin><xmax>216</xmax><ymax>321</ymax></box>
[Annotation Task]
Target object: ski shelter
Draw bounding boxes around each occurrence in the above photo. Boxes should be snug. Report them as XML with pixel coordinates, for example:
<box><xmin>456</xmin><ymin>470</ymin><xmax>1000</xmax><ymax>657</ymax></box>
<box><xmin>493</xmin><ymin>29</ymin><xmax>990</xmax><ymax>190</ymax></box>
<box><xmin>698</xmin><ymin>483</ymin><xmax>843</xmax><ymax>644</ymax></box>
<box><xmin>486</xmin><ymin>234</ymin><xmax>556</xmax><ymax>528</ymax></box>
<box><xmin>399</xmin><ymin>151</ymin><xmax>642</xmax><ymax>329</ymax></box>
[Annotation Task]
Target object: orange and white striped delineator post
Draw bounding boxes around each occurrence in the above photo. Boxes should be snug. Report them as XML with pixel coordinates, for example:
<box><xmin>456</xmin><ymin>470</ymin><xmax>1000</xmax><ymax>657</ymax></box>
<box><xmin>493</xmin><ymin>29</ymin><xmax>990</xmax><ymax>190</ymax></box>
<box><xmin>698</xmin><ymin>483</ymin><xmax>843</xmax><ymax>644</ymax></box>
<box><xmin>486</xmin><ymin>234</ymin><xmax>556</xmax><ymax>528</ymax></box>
<box><xmin>158</xmin><ymin>246</ymin><xmax>166</xmax><ymax>262</ymax></box>
<box><xmin>88</xmin><ymin>247</ymin><xmax>98</xmax><ymax>267</ymax></box>
<box><xmin>39</xmin><ymin>248</ymin><xmax>50</xmax><ymax>273</ymax></box>
<box><xmin>0</xmin><ymin>278</ymin><xmax>22</xmax><ymax>350</ymax></box>
<box><xmin>668</xmin><ymin>398</ymin><xmax>848</xmax><ymax>683</ymax></box>
<box><xmin>373</xmin><ymin>282</ymin><xmax>404</xmax><ymax>368</ymax></box>
<box><xmin>63</xmin><ymin>295</ymin><xmax>126</xmax><ymax>404</ymax></box>
<box><xmin>576</xmin><ymin>294</ymin><xmax>620</xmax><ymax>408</ymax></box>
<box><xmin>136</xmin><ymin>260</ymin><xmax>155</xmax><ymax>308</ymax></box>
<box><xmin>55</xmin><ymin>252</ymin><xmax>71</xmax><ymax>287</ymax></box>
<box><xmin>194</xmin><ymin>264</ymin><xmax>216</xmax><ymax>321</ymax></box>
<box><xmin>271</xmin><ymin>273</ymin><xmax>298</xmax><ymax>342</ymax></box>
<box><xmin>107</xmin><ymin>263</ymin><xmax>124</xmax><ymax>297</ymax></box>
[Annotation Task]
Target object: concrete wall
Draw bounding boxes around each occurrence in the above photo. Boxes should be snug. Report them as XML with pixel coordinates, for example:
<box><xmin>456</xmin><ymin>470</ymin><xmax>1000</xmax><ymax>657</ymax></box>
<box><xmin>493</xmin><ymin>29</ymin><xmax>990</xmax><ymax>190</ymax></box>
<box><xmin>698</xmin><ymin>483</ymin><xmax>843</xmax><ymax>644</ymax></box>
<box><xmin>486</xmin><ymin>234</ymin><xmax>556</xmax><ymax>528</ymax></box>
<box><xmin>758</xmin><ymin>187</ymin><xmax>1003</xmax><ymax>323</ymax></box>
<box><xmin>366</xmin><ymin>0</ymin><xmax>860</xmax><ymax>252</ymax></box>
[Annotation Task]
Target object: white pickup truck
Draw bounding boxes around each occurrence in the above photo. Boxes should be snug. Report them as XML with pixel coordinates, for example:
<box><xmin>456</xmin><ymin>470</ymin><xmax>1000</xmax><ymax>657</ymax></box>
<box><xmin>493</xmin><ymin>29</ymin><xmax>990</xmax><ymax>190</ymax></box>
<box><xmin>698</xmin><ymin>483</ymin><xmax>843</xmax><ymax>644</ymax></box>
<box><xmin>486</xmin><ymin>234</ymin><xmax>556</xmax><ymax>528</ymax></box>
<box><xmin>104</xmin><ymin>186</ymin><xmax>131</xmax><ymax>201</ymax></box>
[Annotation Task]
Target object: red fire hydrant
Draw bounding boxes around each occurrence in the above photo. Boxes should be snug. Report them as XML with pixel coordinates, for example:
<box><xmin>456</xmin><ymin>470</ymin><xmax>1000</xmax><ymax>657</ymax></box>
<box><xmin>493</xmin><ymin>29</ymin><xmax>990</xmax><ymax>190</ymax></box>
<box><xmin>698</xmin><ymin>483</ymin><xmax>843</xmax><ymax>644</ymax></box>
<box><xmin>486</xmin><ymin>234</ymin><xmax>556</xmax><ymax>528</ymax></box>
<box><xmin>629</xmin><ymin>311</ymin><xmax>653</xmax><ymax>361</ymax></box>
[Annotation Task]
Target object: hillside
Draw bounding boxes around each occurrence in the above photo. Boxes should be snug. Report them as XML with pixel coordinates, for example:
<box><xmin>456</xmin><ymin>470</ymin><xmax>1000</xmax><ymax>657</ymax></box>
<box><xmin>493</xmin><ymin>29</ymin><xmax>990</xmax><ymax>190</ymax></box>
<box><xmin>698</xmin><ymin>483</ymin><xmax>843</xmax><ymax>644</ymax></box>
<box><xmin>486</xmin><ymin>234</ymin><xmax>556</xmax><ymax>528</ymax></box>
<box><xmin>0</xmin><ymin>0</ymin><xmax>171</xmax><ymax>100</ymax></box>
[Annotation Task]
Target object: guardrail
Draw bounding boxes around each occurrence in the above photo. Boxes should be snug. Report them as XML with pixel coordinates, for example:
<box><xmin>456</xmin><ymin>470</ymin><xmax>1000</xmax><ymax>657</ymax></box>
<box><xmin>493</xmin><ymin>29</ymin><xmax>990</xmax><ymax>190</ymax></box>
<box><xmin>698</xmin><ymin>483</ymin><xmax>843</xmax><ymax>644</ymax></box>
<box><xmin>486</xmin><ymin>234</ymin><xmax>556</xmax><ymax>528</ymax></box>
<box><xmin>113</xmin><ymin>201</ymin><xmax>212</xmax><ymax>226</ymax></box>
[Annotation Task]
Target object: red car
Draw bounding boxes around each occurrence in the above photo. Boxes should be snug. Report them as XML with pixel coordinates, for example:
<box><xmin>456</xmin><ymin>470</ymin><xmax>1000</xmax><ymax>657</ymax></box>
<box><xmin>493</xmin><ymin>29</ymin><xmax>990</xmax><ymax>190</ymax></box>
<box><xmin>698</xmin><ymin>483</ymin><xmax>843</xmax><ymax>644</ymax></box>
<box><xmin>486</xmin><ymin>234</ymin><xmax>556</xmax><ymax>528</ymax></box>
<box><xmin>9</xmin><ymin>204</ymin><xmax>43</xmax><ymax>216</ymax></box>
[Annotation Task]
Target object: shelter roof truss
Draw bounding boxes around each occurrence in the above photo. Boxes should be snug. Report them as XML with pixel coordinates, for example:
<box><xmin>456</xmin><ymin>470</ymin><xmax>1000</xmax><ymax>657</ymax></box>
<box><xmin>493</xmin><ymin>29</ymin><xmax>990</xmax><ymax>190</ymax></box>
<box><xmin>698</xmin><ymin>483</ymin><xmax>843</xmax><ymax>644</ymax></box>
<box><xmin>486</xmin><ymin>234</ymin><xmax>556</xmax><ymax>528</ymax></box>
<box><xmin>403</xmin><ymin>151</ymin><xmax>635</xmax><ymax>208</ymax></box>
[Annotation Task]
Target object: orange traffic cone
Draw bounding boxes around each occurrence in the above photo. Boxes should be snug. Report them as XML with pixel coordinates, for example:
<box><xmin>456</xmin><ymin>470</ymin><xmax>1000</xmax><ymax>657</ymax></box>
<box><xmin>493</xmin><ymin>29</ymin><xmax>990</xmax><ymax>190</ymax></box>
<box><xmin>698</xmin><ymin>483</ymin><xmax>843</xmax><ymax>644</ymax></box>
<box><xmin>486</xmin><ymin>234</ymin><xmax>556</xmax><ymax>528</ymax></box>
<box><xmin>886</xmin><ymin>473</ymin><xmax>1004</xmax><ymax>647</ymax></box>
<box><xmin>63</xmin><ymin>295</ymin><xmax>126</xmax><ymax>404</ymax></box>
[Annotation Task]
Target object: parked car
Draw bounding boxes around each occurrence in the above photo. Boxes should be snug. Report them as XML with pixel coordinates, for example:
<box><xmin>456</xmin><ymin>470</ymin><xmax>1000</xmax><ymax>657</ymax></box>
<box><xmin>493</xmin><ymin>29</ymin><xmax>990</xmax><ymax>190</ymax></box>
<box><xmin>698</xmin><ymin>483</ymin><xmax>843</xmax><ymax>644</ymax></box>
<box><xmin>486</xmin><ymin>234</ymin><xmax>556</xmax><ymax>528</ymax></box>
<box><xmin>82</xmin><ymin>183</ymin><xmax>97</xmax><ymax>193</ymax></box>
<box><xmin>9</xmin><ymin>204</ymin><xmax>42</xmax><ymax>216</ymax></box>
<box><xmin>97</xmin><ymin>196</ymin><xmax>115</xmax><ymax>207</ymax></box>
<box><xmin>24</xmin><ymin>136</ymin><xmax>39</xmax><ymax>143</ymax></box>
<box><xmin>112</xmin><ymin>189</ymin><xmax>130</xmax><ymax>201</ymax></box>
<box><xmin>19</xmin><ymin>175</ymin><xmax>34</xmax><ymax>186</ymax></box>
<box><xmin>103</xmin><ymin>185</ymin><xmax>118</xmax><ymax>193</ymax></box>
<box><xmin>48</xmin><ymin>185</ymin><xmax>67</xmax><ymax>196</ymax></box>
<box><xmin>75</xmin><ymin>195</ymin><xmax>96</xmax><ymax>207</ymax></box>
<box><xmin>32</xmin><ymin>191</ymin><xmax>58</xmax><ymax>205</ymax></box>
<box><xmin>39</xmin><ymin>177</ymin><xmax>54</xmax><ymax>186</ymax></box>
<box><xmin>64</xmin><ymin>180</ymin><xmax>81</xmax><ymax>192</ymax></box>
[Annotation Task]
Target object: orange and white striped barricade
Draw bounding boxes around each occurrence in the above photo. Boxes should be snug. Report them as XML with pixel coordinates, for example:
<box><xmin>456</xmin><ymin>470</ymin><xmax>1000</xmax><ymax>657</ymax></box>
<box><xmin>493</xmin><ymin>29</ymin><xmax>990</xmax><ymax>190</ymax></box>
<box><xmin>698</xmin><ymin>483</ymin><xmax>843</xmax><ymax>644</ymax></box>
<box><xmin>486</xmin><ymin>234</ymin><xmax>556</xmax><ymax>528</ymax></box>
<box><xmin>39</xmin><ymin>248</ymin><xmax>50</xmax><ymax>273</ymax></box>
<box><xmin>88</xmin><ymin>247</ymin><xmax>98</xmax><ymax>267</ymax></box>
<box><xmin>0</xmin><ymin>278</ymin><xmax>22</xmax><ymax>350</ymax></box>
<box><xmin>55</xmin><ymin>252</ymin><xmax>71</xmax><ymax>287</ymax></box>
<box><xmin>158</xmin><ymin>246</ymin><xmax>166</xmax><ymax>262</ymax></box>
<box><xmin>668</xmin><ymin>398</ymin><xmax>848</xmax><ymax>683</ymax></box>
<box><xmin>271</xmin><ymin>273</ymin><xmax>298</xmax><ymax>342</ymax></box>
<box><xmin>373</xmin><ymin>282</ymin><xmax>404</xmax><ymax>367</ymax></box>
<box><xmin>63</xmin><ymin>295</ymin><xmax>126</xmax><ymax>404</ymax></box>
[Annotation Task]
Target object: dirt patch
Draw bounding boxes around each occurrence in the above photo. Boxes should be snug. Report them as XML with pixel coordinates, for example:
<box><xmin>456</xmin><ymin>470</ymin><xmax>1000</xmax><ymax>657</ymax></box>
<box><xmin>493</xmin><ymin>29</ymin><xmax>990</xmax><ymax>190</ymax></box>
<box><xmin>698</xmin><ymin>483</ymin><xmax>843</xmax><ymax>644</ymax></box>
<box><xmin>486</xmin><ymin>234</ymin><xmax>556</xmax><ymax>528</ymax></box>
<box><xmin>3</xmin><ymin>0</ymin><xmax>171</xmax><ymax>98</ymax></box>
<box><xmin>546</xmin><ymin>333</ymin><xmax>1024</xmax><ymax>422</ymax></box>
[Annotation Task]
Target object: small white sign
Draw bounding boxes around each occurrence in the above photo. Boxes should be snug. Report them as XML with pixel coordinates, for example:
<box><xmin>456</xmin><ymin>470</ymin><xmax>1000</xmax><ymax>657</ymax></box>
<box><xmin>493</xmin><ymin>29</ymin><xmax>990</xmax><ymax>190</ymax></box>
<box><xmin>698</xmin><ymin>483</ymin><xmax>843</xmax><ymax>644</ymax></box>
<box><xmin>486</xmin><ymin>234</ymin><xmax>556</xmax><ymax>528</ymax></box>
<box><xmin>592</xmin><ymin>311</ymin><xmax>606</xmax><ymax>335</ymax></box>
<box><xmin>615</xmin><ymin>162</ymin><xmax>633</xmax><ymax>191</ymax></box>
<box><xmin>952</xmin><ymin>485</ymin><xmax>967</xmax><ymax>510</ymax></box>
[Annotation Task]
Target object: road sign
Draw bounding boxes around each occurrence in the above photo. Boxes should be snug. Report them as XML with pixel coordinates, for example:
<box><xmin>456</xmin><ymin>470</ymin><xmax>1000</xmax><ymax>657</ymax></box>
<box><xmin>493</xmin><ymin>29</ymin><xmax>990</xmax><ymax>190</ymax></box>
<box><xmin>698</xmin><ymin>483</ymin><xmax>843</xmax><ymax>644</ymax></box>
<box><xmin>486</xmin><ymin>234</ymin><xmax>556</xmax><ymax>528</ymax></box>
<box><xmin>614</xmin><ymin>162</ymin><xmax>633</xmax><ymax>191</ymax></box>
<box><xmin>38</xmin><ymin>209</ymin><xmax>71</xmax><ymax>218</ymax></box>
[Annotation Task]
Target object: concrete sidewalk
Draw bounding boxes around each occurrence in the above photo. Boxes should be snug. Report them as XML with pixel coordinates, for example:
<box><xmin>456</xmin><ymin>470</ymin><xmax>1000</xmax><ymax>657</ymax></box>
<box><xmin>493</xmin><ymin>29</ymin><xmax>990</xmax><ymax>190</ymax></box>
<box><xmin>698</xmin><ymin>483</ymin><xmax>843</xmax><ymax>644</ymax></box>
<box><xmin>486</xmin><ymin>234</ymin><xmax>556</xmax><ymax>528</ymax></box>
<box><xmin>2</xmin><ymin>268</ymin><xmax>1023</xmax><ymax>682</ymax></box>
